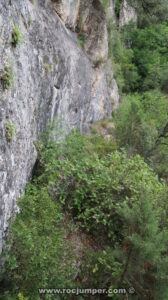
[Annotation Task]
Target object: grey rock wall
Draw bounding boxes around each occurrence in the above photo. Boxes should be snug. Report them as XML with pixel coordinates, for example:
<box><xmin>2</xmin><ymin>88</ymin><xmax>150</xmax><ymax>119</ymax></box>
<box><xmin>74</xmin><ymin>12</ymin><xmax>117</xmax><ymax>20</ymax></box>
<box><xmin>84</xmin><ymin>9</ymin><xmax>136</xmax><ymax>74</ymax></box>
<box><xmin>0</xmin><ymin>0</ymin><xmax>119</xmax><ymax>256</ymax></box>
<box><xmin>107</xmin><ymin>0</ymin><xmax>116</xmax><ymax>19</ymax></box>
<box><xmin>53</xmin><ymin>0</ymin><xmax>108</xmax><ymax>65</ymax></box>
<box><xmin>52</xmin><ymin>0</ymin><xmax>80</xmax><ymax>29</ymax></box>
<box><xmin>119</xmin><ymin>0</ymin><xmax>137</xmax><ymax>27</ymax></box>
<box><xmin>106</xmin><ymin>60</ymin><xmax>119</xmax><ymax>111</ymax></box>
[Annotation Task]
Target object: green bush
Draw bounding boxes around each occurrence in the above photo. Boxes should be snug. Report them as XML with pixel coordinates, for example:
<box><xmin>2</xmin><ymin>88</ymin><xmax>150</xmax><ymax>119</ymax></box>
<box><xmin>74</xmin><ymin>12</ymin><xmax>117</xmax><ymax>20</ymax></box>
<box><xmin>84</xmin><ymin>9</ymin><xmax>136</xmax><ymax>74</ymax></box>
<box><xmin>11</xmin><ymin>25</ymin><xmax>24</xmax><ymax>46</ymax></box>
<box><xmin>86</xmin><ymin>134</ymin><xmax>117</xmax><ymax>158</ymax></box>
<box><xmin>1</xmin><ymin>185</ymin><xmax>75</xmax><ymax>299</ymax></box>
<box><xmin>150</xmin><ymin>137</ymin><xmax>168</xmax><ymax>179</ymax></box>
<box><xmin>35</xmin><ymin>130</ymin><xmax>168</xmax><ymax>299</ymax></box>
<box><xmin>43</xmin><ymin>62</ymin><xmax>53</xmax><ymax>73</ymax></box>
<box><xmin>0</xmin><ymin>65</ymin><xmax>14</xmax><ymax>90</ymax></box>
<box><xmin>5</xmin><ymin>121</ymin><xmax>17</xmax><ymax>142</ymax></box>
<box><xmin>80</xmin><ymin>247</ymin><xmax>122</xmax><ymax>294</ymax></box>
<box><xmin>115</xmin><ymin>0</ymin><xmax>122</xmax><ymax>18</ymax></box>
<box><xmin>77</xmin><ymin>34</ymin><xmax>86</xmax><ymax>48</ymax></box>
<box><xmin>1</xmin><ymin>128</ymin><xmax>168</xmax><ymax>299</ymax></box>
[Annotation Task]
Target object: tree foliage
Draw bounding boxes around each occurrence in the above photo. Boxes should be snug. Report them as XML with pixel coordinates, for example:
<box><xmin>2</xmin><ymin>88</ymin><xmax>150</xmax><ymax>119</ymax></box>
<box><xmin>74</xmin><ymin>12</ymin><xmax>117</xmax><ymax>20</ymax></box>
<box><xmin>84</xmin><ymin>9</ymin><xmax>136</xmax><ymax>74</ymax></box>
<box><xmin>115</xmin><ymin>91</ymin><xmax>168</xmax><ymax>157</ymax></box>
<box><xmin>128</xmin><ymin>0</ymin><xmax>168</xmax><ymax>25</ymax></box>
<box><xmin>1</xmin><ymin>185</ymin><xmax>75</xmax><ymax>300</ymax></box>
<box><xmin>1</xmin><ymin>128</ymin><xmax>168</xmax><ymax>299</ymax></box>
<box><xmin>37</xmin><ymin>131</ymin><xmax>168</xmax><ymax>298</ymax></box>
<box><xmin>121</xmin><ymin>23</ymin><xmax>168</xmax><ymax>92</ymax></box>
<box><xmin>1</xmin><ymin>1</ymin><xmax>168</xmax><ymax>299</ymax></box>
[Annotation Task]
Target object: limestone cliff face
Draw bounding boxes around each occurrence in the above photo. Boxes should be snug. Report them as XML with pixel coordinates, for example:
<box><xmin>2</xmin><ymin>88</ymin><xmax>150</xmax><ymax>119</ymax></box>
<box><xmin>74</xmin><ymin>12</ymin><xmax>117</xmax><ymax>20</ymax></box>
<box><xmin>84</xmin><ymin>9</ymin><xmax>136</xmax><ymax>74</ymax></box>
<box><xmin>119</xmin><ymin>0</ymin><xmax>137</xmax><ymax>27</ymax></box>
<box><xmin>53</xmin><ymin>0</ymin><xmax>108</xmax><ymax>64</ymax></box>
<box><xmin>107</xmin><ymin>0</ymin><xmax>116</xmax><ymax>19</ymax></box>
<box><xmin>0</xmin><ymin>0</ymin><xmax>119</xmax><ymax>254</ymax></box>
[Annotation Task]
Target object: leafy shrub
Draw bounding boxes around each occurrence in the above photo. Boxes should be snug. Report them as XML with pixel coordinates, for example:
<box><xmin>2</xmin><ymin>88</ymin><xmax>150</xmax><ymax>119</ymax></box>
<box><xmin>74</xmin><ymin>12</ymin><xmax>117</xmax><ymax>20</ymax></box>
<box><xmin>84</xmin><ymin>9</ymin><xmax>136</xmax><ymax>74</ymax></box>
<box><xmin>1</xmin><ymin>128</ymin><xmax>168</xmax><ymax>299</ymax></box>
<box><xmin>0</xmin><ymin>65</ymin><xmax>14</xmax><ymax>90</ymax></box>
<box><xmin>80</xmin><ymin>247</ymin><xmax>122</xmax><ymax>298</ymax></box>
<box><xmin>77</xmin><ymin>34</ymin><xmax>86</xmax><ymax>48</ymax></box>
<box><xmin>115</xmin><ymin>0</ymin><xmax>122</xmax><ymax>18</ymax></box>
<box><xmin>1</xmin><ymin>185</ymin><xmax>75</xmax><ymax>299</ymax></box>
<box><xmin>28</xmin><ymin>19</ymin><xmax>32</xmax><ymax>27</ymax></box>
<box><xmin>5</xmin><ymin>121</ymin><xmax>17</xmax><ymax>142</ymax></box>
<box><xmin>35</xmin><ymin>130</ymin><xmax>168</xmax><ymax>299</ymax></box>
<box><xmin>86</xmin><ymin>134</ymin><xmax>117</xmax><ymax>158</ymax></box>
<box><xmin>43</xmin><ymin>62</ymin><xmax>53</xmax><ymax>73</ymax></box>
<box><xmin>150</xmin><ymin>137</ymin><xmax>168</xmax><ymax>180</ymax></box>
<box><xmin>11</xmin><ymin>25</ymin><xmax>24</xmax><ymax>46</ymax></box>
<box><xmin>36</xmin><ymin>130</ymin><xmax>167</xmax><ymax>228</ymax></box>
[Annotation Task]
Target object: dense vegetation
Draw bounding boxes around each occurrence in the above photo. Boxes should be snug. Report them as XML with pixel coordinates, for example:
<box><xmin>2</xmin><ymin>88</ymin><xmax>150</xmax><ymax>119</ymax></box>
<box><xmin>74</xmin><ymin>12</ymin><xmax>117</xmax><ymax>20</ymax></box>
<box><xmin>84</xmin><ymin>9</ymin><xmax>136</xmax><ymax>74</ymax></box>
<box><xmin>106</xmin><ymin>0</ymin><xmax>168</xmax><ymax>179</ymax></box>
<box><xmin>1</xmin><ymin>0</ymin><xmax>168</xmax><ymax>299</ymax></box>
<box><xmin>1</xmin><ymin>130</ymin><xmax>168</xmax><ymax>299</ymax></box>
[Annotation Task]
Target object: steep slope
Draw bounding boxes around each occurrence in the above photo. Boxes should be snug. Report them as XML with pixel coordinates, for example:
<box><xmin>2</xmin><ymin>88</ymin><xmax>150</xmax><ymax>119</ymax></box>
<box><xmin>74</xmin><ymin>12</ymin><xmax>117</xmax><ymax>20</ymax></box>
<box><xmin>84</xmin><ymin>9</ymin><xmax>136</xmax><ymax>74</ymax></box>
<box><xmin>0</xmin><ymin>0</ymin><xmax>119</xmax><ymax>254</ymax></box>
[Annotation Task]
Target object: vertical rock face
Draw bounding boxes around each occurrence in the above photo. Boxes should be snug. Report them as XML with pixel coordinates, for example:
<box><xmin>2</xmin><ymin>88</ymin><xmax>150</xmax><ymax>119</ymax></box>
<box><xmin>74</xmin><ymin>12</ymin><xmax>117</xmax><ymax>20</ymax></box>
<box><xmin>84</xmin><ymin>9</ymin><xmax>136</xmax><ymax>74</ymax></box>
<box><xmin>78</xmin><ymin>0</ymin><xmax>108</xmax><ymax>65</ymax></box>
<box><xmin>119</xmin><ymin>0</ymin><xmax>137</xmax><ymax>27</ymax></box>
<box><xmin>52</xmin><ymin>0</ymin><xmax>119</xmax><ymax>115</ymax></box>
<box><xmin>105</xmin><ymin>1</ymin><xmax>120</xmax><ymax>111</ymax></box>
<box><xmin>107</xmin><ymin>0</ymin><xmax>116</xmax><ymax>18</ymax></box>
<box><xmin>53</xmin><ymin>0</ymin><xmax>108</xmax><ymax>64</ymax></box>
<box><xmin>52</xmin><ymin>0</ymin><xmax>80</xmax><ymax>29</ymax></box>
<box><xmin>106</xmin><ymin>61</ymin><xmax>119</xmax><ymax>111</ymax></box>
<box><xmin>0</xmin><ymin>0</ymin><xmax>119</xmax><ymax>254</ymax></box>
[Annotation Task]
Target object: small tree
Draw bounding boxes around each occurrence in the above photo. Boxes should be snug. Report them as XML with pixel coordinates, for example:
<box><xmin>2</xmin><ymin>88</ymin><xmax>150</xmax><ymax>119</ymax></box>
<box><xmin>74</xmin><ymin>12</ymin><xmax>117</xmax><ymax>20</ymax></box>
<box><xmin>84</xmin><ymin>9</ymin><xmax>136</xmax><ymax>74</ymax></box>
<box><xmin>115</xmin><ymin>190</ymin><xmax>168</xmax><ymax>299</ymax></box>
